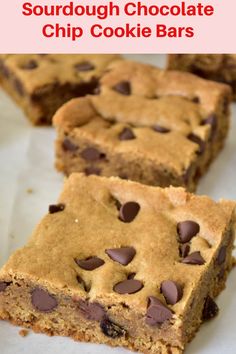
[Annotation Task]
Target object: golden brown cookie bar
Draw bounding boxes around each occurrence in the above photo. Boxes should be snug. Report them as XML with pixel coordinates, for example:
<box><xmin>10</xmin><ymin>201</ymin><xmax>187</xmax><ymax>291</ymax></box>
<box><xmin>53</xmin><ymin>60</ymin><xmax>231</xmax><ymax>191</ymax></box>
<box><xmin>0</xmin><ymin>54</ymin><xmax>121</xmax><ymax>125</ymax></box>
<box><xmin>168</xmin><ymin>55</ymin><xmax>236</xmax><ymax>100</ymax></box>
<box><xmin>0</xmin><ymin>174</ymin><xmax>235</xmax><ymax>353</ymax></box>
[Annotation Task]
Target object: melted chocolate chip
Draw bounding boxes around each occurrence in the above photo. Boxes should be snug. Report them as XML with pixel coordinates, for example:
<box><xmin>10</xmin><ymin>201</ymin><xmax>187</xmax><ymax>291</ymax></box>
<box><xmin>0</xmin><ymin>282</ymin><xmax>10</xmax><ymax>292</ymax></box>
<box><xmin>113</xmin><ymin>279</ymin><xmax>143</xmax><ymax>294</ymax></box>
<box><xmin>202</xmin><ymin>296</ymin><xmax>219</xmax><ymax>321</ymax></box>
<box><xmin>161</xmin><ymin>281</ymin><xmax>183</xmax><ymax>305</ymax></box>
<box><xmin>119</xmin><ymin>127</ymin><xmax>135</xmax><ymax>140</ymax></box>
<box><xmin>62</xmin><ymin>139</ymin><xmax>78</xmax><ymax>152</ymax></box>
<box><xmin>187</xmin><ymin>133</ymin><xmax>205</xmax><ymax>155</ymax></box>
<box><xmin>80</xmin><ymin>147</ymin><xmax>105</xmax><ymax>161</ymax></box>
<box><xmin>182</xmin><ymin>251</ymin><xmax>205</xmax><ymax>265</ymax></box>
<box><xmin>75</xmin><ymin>61</ymin><xmax>95</xmax><ymax>72</ymax></box>
<box><xmin>177</xmin><ymin>221</ymin><xmax>200</xmax><ymax>243</ymax></box>
<box><xmin>112</xmin><ymin>81</ymin><xmax>131</xmax><ymax>95</ymax></box>
<box><xmin>31</xmin><ymin>288</ymin><xmax>57</xmax><ymax>312</ymax></box>
<box><xmin>119</xmin><ymin>202</ymin><xmax>140</xmax><ymax>223</ymax></box>
<box><xmin>216</xmin><ymin>246</ymin><xmax>227</xmax><ymax>265</ymax></box>
<box><xmin>75</xmin><ymin>256</ymin><xmax>105</xmax><ymax>271</ymax></box>
<box><xmin>105</xmin><ymin>247</ymin><xmax>136</xmax><ymax>266</ymax></box>
<box><xmin>100</xmin><ymin>318</ymin><xmax>126</xmax><ymax>338</ymax></box>
<box><xmin>84</xmin><ymin>166</ymin><xmax>101</xmax><ymax>176</ymax></box>
<box><xmin>146</xmin><ymin>296</ymin><xmax>173</xmax><ymax>326</ymax></box>
<box><xmin>21</xmin><ymin>60</ymin><xmax>38</xmax><ymax>70</ymax></box>
<box><xmin>153</xmin><ymin>125</ymin><xmax>170</xmax><ymax>133</ymax></box>
<box><xmin>49</xmin><ymin>203</ymin><xmax>65</xmax><ymax>214</ymax></box>
<box><xmin>179</xmin><ymin>244</ymin><xmax>190</xmax><ymax>258</ymax></box>
<box><xmin>78</xmin><ymin>300</ymin><xmax>106</xmax><ymax>321</ymax></box>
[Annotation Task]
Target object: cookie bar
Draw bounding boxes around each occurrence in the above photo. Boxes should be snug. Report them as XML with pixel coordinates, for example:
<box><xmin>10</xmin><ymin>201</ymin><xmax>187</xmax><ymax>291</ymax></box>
<box><xmin>0</xmin><ymin>174</ymin><xmax>235</xmax><ymax>353</ymax></box>
<box><xmin>0</xmin><ymin>54</ymin><xmax>120</xmax><ymax>125</ymax></box>
<box><xmin>53</xmin><ymin>60</ymin><xmax>231</xmax><ymax>191</ymax></box>
<box><xmin>168</xmin><ymin>55</ymin><xmax>236</xmax><ymax>100</ymax></box>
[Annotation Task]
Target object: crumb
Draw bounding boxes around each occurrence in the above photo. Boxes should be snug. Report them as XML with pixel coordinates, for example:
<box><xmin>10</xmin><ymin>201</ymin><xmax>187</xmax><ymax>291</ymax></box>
<box><xmin>19</xmin><ymin>329</ymin><xmax>29</xmax><ymax>337</ymax></box>
<box><xmin>26</xmin><ymin>188</ymin><xmax>33</xmax><ymax>194</ymax></box>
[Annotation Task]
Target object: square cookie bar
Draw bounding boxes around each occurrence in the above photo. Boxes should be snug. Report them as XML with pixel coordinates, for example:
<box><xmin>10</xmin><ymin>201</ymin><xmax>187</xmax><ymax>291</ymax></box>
<box><xmin>168</xmin><ymin>55</ymin><xmax>236</xmax><ymax>100</ymax></box>
<box><xmin>0</xmin><ymin>54</ymin><xmax>120</xmax><ymax>125</ymax></box>
<box><xmin>0</xmin><ymin>174</ymin><xmax>235</xmax><ymax>353</ymax></box>
<box><xmin>54</xmin><ymin>60</ymin><xmax>231</xmax><ymax>191</ymax></box>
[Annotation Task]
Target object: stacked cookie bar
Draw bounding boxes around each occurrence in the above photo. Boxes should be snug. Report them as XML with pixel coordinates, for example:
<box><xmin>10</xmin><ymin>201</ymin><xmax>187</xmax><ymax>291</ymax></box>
<box><xmin>54</xmin><ymin>60</ymin><xmax>231</xmax><ymax>191</ymax></box>
<box><xmin>0</xmin><ymin>174</ymin><xmax>235</xmax><ymax>354</ymax></box>
<box><xmin>168</xmin><ymin>54</ymin><xmax>236</xmax><ymax>100</ymax></box>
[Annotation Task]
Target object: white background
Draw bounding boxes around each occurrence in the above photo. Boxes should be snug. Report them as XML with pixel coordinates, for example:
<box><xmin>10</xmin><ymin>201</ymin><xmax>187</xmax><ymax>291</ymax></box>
<box><xmin>0</xmin><ymin>55</ymin><xmax>235</xmax><ymax>353</ymax></box>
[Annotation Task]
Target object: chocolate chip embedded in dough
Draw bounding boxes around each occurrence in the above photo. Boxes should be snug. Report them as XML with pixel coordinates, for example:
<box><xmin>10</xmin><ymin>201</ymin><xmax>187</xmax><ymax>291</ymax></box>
<box><xmin>179</xmin><ymin>244</ymin><xmax>190</xmax><ymax>258</ymax></box>
<box><xmin>202</xmin><ymin>114</ymin><xmax>217</xmax><ymax>139</ymax></box>
<box><xmin>75</xmin><ymin>256</ymin><xmax>105</xmax><ymax>271</ymax></box>
<box><xmin>181</xmin><ymin>251</ymin><xmax>205</xmax><ymax>265</ymax></box>
<box><xmin>113</xmin><ymin>279</ymin><xmax>143</xmax><ymax>294</ymax></box>
<box><xmin>31</xmin><ymin>288</ymin><xmax>58</xmax><ymax>312</ymax></box>
<box><xmin>153</xmin><ymin>125</ymin><xmax>170</xmax><ymax>133</ymax></box>
<box><xmin>177</xmin><ymin>221</ymin><xmax>200</xmax><ymax>243</ymax></box>
<box><xmin>216</xmin><ymin>245</ymin><xmax>227</xmax><ymax>265</ymax></box>
<box><xmin>49</xmin><ymin>203</ymin><xmax>65</xmax><ymax>214</ymax></box>
<box><xmin>106</xmin><ymin>247</ymin><xmax>136</xmax><ymax>266</ymax></box>
<box><xmin>187</xmin><ymin>133</ymin><xmax>205</xmax><ymax>155</ymax></box>
<box><xmin>78</xmin><ymin>300</ymin><xmax>106</xmax><ymax>321</ymax></box>
<box><xmin>84</xmin><ymin>166</ymin><xmax>101</xmax><ymax>176</ymax></box>
<box><xmin>161</xmin><ymin>280</ymin><xmax>183</xmax><ymax>305</ymax></box>
<box><xmin>146</xmin><ymin>296</ymin><xmax>173</xmax><ymax>326</ymax></box>
<box><xmin>112</xmin><ymin>81</ymin><xmax>131</xmax><ymax>96</ymax></box>
<box><xmin>13</xmin><ymin>78</ymin><xmax>24</xmax><ymax>96</ymax></box>
<box><xmin>62</xmin><ymin>138</ymin><xmax>78</xmax><ymax>152</ymax></box>
<box><xmin>21</xmin><ymin>60</ymin><xmax>38</xmax><ymax>70</ymax></box>
<box><xmin>202</xmin><ymin>296</ymin><xmax>219</xmax><ymax>321</ymax></box>
<box><xmin>75</xmin><ymin>61</ymin><xmax>95</xmax><ymax>72</ymax></box>
<box><xmin>119</xmin><ymin>202</ymin><xmax>140</xmax><ymax>223</ymax></box>
<box><xmin>0</xmin><ymin>282</ymin><xmax>10</xmax><ymax>292</ymax></box>
<box><xmin>100</xmin><ymin>318</ymin><xmax>126</xmax><ymax>338</ymax></box>
<box><xmin>80</xmin><ymin>147</ymin><xmax>105</xmax><ymax>161</ymax></box>
<box><xmin>119</xmin><ymin>127</ymin><xmax>136</xmax><ymax>140</ymax></box>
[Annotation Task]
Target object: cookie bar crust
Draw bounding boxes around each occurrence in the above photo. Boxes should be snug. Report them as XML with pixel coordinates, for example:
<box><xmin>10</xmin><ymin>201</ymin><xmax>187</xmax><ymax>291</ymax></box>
<box><xmin>168</xmin><ymin>55</ymin><xmax>236</xmax><ymax>100</ymax></box>
<box><xmin>54</xmin><ymin>60</ymin><xmax>231</xmax><ymax>191</ymax></box>
<box><xmin>0</xmin><ymin>174</ymin><xmax>235</xmax><ymax>353</ymax></box>
<box><xmin>0</xmin><ymin>54</ymin><xmax>120</xmax><ymax>125</ymax></box>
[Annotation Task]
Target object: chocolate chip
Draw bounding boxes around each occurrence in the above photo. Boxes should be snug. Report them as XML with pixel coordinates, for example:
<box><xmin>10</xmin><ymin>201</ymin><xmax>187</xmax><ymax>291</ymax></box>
<box><xmin>119</xmin><ymin>127</ymin><xmax>135</xmax><ymax>140</ymax></box>
<box><xmin>202</xmin><ymin>296</ymin><xmax>219</xmax><ymax>321</ymax></box>
<box><xmin>119</xmin><ymin>202</ymin><xmax>140</xmax><ymax>223</ymax></box>
<box><xmin>216</xmin><ymin>246</ymin><xmax>227</xmax><ymax>265</ymax></box>
<box><xmin>153</xmin><ymin>125</ymin><xmax>170</xmax><ymax>133</ymax></box>
<box><xmin>21</xmin><ymin>60</ymin><xmax>38</xmax><ymax>70</ymax></box>
<box><xmin>75</xmin><ymin>256</ymin><xmax>105</xmax><ymax>271</ymax></box>
<box><xmin>202</xmin><ymin>115</ymin><xmax>217</xmax><ymax>140</ymax></box>
<box><xmin>76</xmin><ymin>275</ymin><xmax>90</xmax><ymax>292</ymax></box>
<box><xmin>146</xmin><ymin>296</ymin><xmax>173</xmax><ymax>326</ymax></box>
<box><xmin>80</xmin><ymin>147</ymin><xmax>105</xmax><ymax>161</ymax></box>
<box><xmin>112</xmin><ymin>81</ymin><xmax>131</xmax><ymax>95</ymax></box>
<box><xmin>84</xmin><ymin>166</ymin><xmax>101</xmax><ymax>176</ymax></box>
<box><xmin>31</xmin><ymin>288</ymin><xmax>57</xmax><ymax>312</ymax></box>
<box><xmin>187</xmin><ymin>133</ymin><xmax>205</xmax><ymax>155</ymax></box>
<box><xmin>177</xmin><ymin>221</ymin><xmax>200</xmax><ymax>243</ymax></box>
<box><xmin>182</xmin><ymin>251</ymin><xmax>205</xmax><ymax>265</ymax></box>
<box><xmin>105</xmin><ymin>247</ymin><xmax>136</xmax><ymax>265</ymax></box>
<box><xmin>192</xmin><ymin>96</ymin><xmax>200</xmax><ymax>103</ymax></box>
<box><xmin>75</xmin><ymin>61</ymin><xmax>95</xmax><ymax>72</ymax></box>
<box><xmin>161</xmin><ymin>281</ymin><xmax>183</xmax><ymax>305</ymax></box>
<box><xmin>62</xmin><ymin>139</ymin><xmax>78</xmax><ymax>152</ymax></box>
<box><xmin>182</xmin><ymin>165</ymin><xmax>192</xmax><ymax>186</ymax></box>
<box><xmin>113</xmin><ymin>279</ymin><xmax>143</xmax><ymax>294</ymax></box>
<box><xmin>13</xmin><ymin>78</ymin><xmax>24</xmax><ymax>96</ymax></box>
<box><xmin>179</xmin><ymin>244</ymin><xmax>190</xmax><ymax>258</ymax></box>
<box><xmin>127</xmin><ymin>273</ymin><xmax>136</xmax><ymax>279</ymax></box>
<box><xmin>100</xmin><ymin>318</ymin><xmax>126</xmax><ymax>338</ymax></box>
<box><xmin>49</xmin><ymin>203</ymin><xmax>65</xmax><ymax>214</ymax></box>
<box><xmin>78</xmin><ymin>300</ymin><xmax>106</xmax><ymax>321</ymax></box>
<box><xmin>0</xmin><ymin>282</ymin><xmax>9</xmax><ymax>292</ymax></box>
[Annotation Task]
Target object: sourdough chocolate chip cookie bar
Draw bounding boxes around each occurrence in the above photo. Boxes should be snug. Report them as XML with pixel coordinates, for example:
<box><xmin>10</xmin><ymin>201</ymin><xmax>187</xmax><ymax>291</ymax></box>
<box><xmin>0</xmin><ymin>174</ymin><xmax>235</xmax><ymax>353</ymax></box>
<box><xmin>53</xmin><ymin>60</ymin><xmax>231</xmax><ymax>191</ymax></box>
<box><xmin>168</xmin><ymin>54</ymin><xmax>236</xmax><ymax>100</ymax></box>
<box><xmin>0</xmin><ymin>54</ymin><xmax>120</xmax><ymax>125</ymax></box>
